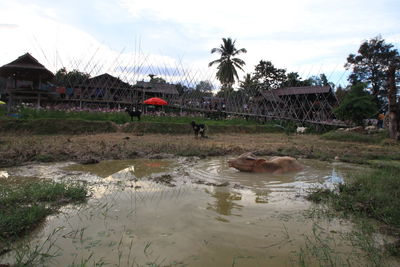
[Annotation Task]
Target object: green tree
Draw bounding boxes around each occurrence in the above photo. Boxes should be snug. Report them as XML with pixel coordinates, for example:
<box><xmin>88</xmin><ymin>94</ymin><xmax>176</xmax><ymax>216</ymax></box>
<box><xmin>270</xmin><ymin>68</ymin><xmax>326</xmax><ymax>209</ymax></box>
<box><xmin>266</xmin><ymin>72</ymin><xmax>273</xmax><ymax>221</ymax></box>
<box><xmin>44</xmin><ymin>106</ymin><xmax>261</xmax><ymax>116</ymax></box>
<box><xmin>208</xmin><ymin>38</ymin><xmax>247</xmax><ymax>89</ymax></box>
<box><xmin>175</xmin><ymin>83</ymin><xmax>188</xmax><ymax>96</ymax></box>
<box><xmin>335</xmin><ymin>85</ymin><xmax>348</xmax><ymax>103</ymax></box>
<box><xmin>345</xmin><ymin>36</ymin><xmax>399</xmax><ymax>107</ymax></box>
<box><xmin>196</xmin><ymin>80</ymin><xmax>214</xmax><ymax>95</ymax></box>
<box><xmin>334</xmin><ymin>83</ymin><xmax>378</xmax><ymax>126</ymax></box>
<box><xmin>307</xmin><ymin>73</ymin><xmax>334</xmax><ymax>88</ymax></box>
<box><xmin>253</xmin><ymin>60</ymin><xmax>286</xmax><ymax>90</ymax></box>
<box><xmin>238</xmin><ymin>73</ymin><xmax>258</xmax><ymax>98</ymax></box>
<box><xmin>215</xmin><ymin>85</ymin><xmax>234</xmax><ymax>98</ymax></box>
<box><xmin>149</xmin><ymin>74</ymin><xmax>166</xmax><ymax>83</ymax></box>
<box><xmin>281</xmin><ymin>72</ymin><xmax>311</xmax><ymax>87</ymax></box>
<box><xmin>55</xmin><ymin>67</ymin><xmax>90</xmax><ymax>87</ymax></box>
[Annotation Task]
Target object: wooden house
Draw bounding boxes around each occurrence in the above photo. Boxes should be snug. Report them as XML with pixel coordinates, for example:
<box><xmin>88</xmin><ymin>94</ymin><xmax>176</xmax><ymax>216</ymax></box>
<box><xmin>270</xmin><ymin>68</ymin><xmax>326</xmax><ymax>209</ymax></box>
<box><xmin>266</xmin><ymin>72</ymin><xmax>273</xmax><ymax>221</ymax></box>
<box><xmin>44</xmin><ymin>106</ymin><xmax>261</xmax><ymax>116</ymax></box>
<box><xmin>257</xmin><ymin>86</ymin><xmax>338</xmax><ymax>123</ymax></box>
<box><xmin>135</xmin><ymin>81</ymin><xmax>179</xmax><ymax>104</ymax></box>
<box><xmin>0</xmin><ymin>53</ymin><xmax>55</xmax><ymax>110</ymax></box>
<box><xmin>65</xmin><ymin>73</ymin><xmax>138</xmax><ymax>107</ymax></box>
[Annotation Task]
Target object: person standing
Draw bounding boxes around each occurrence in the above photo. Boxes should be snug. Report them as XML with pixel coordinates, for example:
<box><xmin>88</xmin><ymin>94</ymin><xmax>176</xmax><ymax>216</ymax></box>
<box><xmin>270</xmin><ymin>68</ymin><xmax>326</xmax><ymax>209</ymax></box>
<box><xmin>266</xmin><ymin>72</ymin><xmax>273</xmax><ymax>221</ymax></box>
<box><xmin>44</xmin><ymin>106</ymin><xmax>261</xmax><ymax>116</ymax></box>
<box><xmin>377</xmin><ymin>113</ymin><xmax>385</xmax><ymax>128</ymax></box>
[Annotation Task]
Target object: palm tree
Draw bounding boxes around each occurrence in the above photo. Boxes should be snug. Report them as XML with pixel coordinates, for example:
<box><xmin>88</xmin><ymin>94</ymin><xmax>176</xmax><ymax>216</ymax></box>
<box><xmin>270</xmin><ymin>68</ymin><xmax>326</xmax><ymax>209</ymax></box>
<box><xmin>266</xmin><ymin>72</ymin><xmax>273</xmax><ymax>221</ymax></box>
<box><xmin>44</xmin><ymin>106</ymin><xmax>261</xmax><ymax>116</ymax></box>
<box><xmin>208</xmin><ymin>38</ymin><xmax>247</xmax><ymax>88</ymax></box>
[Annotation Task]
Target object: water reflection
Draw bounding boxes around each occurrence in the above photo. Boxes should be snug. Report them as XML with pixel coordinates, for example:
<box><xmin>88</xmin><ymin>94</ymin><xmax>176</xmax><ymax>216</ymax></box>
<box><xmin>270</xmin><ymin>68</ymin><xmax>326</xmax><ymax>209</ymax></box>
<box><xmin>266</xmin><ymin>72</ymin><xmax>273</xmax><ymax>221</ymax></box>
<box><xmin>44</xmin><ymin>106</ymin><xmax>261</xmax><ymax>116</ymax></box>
<box><xmin>205</xmin><ymin>188</ymin><xmax>243</xmax><ymax>216</ymax></box>
<box><xmin>254</xmin><ymin>191</ymin><xmax>269</xmax><ymax>203</ymax></box>
<box><xmin>324</xmin><ymin>167</ymin><xmax>344</xmax><ymax>185</ymax></box>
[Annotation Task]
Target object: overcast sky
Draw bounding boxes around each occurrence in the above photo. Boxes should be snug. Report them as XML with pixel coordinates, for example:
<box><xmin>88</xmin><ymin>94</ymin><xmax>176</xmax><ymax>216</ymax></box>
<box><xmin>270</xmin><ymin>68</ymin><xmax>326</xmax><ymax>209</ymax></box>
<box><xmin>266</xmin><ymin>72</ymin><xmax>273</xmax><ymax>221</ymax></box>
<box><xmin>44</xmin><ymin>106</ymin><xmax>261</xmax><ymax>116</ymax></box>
<box><xmin>0</xmin><ymin>0</ymin><xmax>399</xmax><ymax>87</ymax></box>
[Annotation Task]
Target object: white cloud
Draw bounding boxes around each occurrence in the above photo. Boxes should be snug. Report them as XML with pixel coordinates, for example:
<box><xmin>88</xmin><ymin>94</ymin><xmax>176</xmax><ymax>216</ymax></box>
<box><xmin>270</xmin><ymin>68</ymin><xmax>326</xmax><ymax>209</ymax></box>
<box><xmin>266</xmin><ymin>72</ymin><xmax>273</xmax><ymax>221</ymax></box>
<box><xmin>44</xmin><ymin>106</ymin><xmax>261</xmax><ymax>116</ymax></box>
<box><xmin>0</xmin><ymin>0</ymin><xmax>399</xmax><ymax>87</ymax></box>
<box><xmin>0</xmin><ymin>2</ymin><xmax>207</xmax><ymax>85</ymax></box>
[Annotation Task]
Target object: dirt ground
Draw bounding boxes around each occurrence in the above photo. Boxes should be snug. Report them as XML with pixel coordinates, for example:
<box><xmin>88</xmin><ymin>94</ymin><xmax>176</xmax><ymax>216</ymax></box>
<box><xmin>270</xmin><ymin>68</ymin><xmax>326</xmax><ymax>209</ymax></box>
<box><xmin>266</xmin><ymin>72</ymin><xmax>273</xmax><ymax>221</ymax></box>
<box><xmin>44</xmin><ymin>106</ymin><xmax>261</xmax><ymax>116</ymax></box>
<box><xmin>1</xmin><ymin>132</ymin><xmax>399</xmax><ymax>167</ymax></box>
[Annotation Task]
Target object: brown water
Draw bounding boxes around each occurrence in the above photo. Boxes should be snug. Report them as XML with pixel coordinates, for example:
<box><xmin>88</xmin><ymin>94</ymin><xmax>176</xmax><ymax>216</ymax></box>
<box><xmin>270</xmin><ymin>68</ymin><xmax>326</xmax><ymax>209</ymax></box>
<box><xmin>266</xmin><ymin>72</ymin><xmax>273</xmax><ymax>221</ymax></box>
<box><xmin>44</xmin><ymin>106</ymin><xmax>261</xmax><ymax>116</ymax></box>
<box><xmin>0</xmin><ymin>157</ymin><xmax>395</xmax><ymax>266</ymax></box>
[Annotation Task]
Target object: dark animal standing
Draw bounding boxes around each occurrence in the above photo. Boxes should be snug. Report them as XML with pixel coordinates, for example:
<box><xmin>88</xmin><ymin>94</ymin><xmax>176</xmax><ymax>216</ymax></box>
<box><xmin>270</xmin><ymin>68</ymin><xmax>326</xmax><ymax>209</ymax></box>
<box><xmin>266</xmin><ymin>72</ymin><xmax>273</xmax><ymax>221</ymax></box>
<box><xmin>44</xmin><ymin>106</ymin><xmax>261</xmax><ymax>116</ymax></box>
<box><xmin>191</xmin><ymin>121</ymin><xmax>206</xmax><ymax>138</ymax></box>
<box><xmin>125</xmin><ymin>108</ymin><xmax>142</xmax><ymax>121</ymax></box>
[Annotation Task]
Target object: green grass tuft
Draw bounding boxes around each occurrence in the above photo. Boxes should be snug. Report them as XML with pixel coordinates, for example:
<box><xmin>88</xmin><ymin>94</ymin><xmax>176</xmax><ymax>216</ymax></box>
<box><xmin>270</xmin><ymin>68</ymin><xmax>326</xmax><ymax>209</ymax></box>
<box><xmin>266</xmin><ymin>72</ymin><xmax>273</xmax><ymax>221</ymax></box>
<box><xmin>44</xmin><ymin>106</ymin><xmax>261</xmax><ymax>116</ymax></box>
<box><xmin>0</xmin><ymin>205</ymin><xmax>49</xmax><ymax>237</ymax></box>
<box><xmin>308</xmin><ymin>167</ymin><xmax>400</xmax><ymax>228</ymax></box>
<box><xmin>0</xmin><ymin>180</ymin><xmax>87</xmax><ymax>237</ymax></box>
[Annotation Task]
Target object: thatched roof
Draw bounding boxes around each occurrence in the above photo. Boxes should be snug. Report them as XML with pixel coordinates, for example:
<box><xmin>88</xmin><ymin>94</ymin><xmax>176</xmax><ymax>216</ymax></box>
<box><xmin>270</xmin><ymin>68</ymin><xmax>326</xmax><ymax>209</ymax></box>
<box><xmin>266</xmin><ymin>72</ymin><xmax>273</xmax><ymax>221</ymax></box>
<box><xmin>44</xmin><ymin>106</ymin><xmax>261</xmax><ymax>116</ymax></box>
<box><xmin>135</xmin><ymin>81</ymin><xmax>178</xmax><ymax>95</ymax></box>
<box><xmin>0</xmin><ymin>53</ymin><xmax>54</xmax><ymax>81</ymax></box>
<box><xmin>81</xmin><ymin>73</ymin><xmax>131</xmax><ymax>89</ymax></box>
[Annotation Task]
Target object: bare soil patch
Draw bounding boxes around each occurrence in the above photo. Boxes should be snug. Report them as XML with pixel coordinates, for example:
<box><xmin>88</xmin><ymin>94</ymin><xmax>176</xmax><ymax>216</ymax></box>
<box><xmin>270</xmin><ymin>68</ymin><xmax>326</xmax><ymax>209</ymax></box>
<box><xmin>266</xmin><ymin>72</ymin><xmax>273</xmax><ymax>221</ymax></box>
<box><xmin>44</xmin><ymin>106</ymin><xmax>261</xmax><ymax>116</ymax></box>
<box><xmin>1</xmin><ymin>132</ymin><xmax>399</xmax><ymax>167</ymax></box>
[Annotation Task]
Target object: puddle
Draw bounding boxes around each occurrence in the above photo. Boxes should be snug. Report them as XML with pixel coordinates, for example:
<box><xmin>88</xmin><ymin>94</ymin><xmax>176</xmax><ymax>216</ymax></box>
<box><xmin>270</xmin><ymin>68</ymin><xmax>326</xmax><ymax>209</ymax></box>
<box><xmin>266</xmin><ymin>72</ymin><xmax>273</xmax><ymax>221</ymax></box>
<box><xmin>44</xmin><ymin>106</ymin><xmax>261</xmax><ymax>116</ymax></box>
<box><xmin>0</xmin><ymin>157</ymin><xmax>394</xmax><ymax>266</ymax></box>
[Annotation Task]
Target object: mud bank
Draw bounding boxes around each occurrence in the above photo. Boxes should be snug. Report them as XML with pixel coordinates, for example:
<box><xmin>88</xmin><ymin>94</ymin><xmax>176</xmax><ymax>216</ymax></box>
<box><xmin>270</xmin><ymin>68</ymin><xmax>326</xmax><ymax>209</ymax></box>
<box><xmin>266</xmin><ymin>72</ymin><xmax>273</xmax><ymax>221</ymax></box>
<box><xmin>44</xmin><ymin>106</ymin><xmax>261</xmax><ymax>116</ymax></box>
<box><xmin>1</xmin><ymin>131</ymin><xmax>399</xmax><ymax>170</ymax></box>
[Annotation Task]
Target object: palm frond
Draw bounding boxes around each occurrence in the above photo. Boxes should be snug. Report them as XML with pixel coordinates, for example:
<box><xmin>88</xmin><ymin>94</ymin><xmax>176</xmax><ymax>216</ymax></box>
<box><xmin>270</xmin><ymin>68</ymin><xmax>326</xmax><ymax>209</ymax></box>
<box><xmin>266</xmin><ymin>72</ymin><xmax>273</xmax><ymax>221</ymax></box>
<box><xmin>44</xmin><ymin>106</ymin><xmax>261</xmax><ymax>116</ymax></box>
<box><xmin>211</xmin><ymin>48</ymin><xmax>223</xmax><ymax>54</ymax></box>
<box><xmin>208</xmin><ymin>59</ymin><xmax>222</xmax><ymax>67</ymax></box>
<box><xmin>232</xmin><ymin>58</ymin><xmax>246</xmax><ymax>66</ymax></box>
<box><xmin>232</xmin><ymin>48</ymin><xmax>247</xmax><ymax>56</ymax></box>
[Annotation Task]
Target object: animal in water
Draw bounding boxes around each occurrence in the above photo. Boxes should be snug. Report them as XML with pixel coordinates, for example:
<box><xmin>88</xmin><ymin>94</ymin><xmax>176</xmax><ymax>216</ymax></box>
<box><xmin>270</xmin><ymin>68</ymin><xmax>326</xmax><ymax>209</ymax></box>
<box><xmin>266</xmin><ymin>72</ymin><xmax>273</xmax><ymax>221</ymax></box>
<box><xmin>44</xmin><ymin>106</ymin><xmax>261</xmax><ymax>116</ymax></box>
<box><xmin>228</xmin><ymin>152</ymin><xmax>304</xmax><ymax>174</ymax></box>
<box><xmin>191</xmin><ymin>121</ymin><xmax>206</xmax><ymax>138</ymax></box>
<box><xmin>125</xmin><ymin>108</ymin><xmax>142</xmax><ymax>121</ymax></box>
<box><xmin>296</xmin><ymin>126</ymin><xmax>308</xmax><ymax>134</ymax></box>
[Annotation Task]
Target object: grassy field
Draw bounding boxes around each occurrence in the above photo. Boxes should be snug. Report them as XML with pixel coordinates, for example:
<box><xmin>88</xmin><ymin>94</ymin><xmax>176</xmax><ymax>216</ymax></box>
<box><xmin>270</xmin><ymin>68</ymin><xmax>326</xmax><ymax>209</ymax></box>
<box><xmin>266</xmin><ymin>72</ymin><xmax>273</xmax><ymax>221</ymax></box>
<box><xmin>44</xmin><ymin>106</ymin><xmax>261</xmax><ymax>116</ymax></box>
<box><xmin>12</xmin><ymin>107</ymin><xmax>266</xmax><ymax>126</ymax></box>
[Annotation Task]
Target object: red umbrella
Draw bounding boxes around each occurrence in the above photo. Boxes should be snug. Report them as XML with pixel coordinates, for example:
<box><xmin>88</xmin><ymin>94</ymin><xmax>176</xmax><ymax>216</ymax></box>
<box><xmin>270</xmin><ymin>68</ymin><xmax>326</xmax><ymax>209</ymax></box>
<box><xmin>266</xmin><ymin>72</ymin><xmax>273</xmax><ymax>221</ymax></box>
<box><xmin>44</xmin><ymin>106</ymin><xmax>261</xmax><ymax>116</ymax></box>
<box><xmin>143</xmin><ymin>97</ymin><xmax>168</xmax><ymax>106</ymax></box>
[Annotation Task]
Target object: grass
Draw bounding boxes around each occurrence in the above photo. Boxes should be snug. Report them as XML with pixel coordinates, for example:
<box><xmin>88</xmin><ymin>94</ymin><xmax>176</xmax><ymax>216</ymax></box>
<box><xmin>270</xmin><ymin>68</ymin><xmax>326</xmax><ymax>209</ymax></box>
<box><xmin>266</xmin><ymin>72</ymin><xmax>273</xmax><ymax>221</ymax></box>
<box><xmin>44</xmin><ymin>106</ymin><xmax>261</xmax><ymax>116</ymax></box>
<box><xmin>0</xmin><ymin>180</ymin><xmax>87</xmax><ymax>238</ymax></box>
<box><xmin>18</xmin><ymin>107</ymin><xmax>130</xmax><ymax>124</ymax></box>
<box><xmin>0</xmin><ymin>107</ymin><xmax>287</xmax><ymax>135</ymax></box>
<box><xmin>14</xmin><ymin>107</ymin><xmax>267</xmax><ymax>126</ymax></box>
<box><xmin>0</xmin><ymin>118</ymin><xmax>117</xmax><ymax>135</ymax></box>
<box><xmin>0</xmin><ymin>107</ymin><xmax>289</xmax><ymax>136</ymax></box>
<box><xmin>321</xmin><ymin>130</ymin><xmax>389</xmax><ymax>144</ymax></box>
<box><xmin>308</xmin><ymin>167</ymin><xmax>400</xmax><ymax>227</ymax></box>
<box><xmin>295</xmin><ymin>221</ymin><xmax>392</xmax><ymax>267</ymax></box>
<box><xmin>307</xmin><ymin>167</ymin><xmax>400</xmax><ymax>257</ymax></box>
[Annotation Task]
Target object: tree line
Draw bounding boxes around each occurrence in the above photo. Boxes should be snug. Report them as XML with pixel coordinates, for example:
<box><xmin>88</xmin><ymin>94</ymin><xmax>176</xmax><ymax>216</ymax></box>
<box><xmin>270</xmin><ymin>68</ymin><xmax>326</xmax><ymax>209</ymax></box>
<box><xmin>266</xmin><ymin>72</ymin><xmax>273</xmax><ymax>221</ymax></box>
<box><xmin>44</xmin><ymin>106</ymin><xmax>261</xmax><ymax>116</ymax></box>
<box><xmin>209</xmin><ymin>36</ymin><xmax>399</xmax><ymax>139</ymax></box>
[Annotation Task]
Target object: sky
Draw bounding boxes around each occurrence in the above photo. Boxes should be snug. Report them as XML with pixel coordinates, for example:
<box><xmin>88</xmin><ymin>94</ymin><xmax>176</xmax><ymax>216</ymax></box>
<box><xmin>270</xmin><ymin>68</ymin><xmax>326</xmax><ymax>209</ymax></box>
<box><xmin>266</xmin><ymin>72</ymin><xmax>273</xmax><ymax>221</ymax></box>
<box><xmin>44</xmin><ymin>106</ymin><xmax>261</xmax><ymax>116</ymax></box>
<box><xmin>0</xmin><ymin>0</ymin><xmax>399</xmax><ymax>88</ymax></box>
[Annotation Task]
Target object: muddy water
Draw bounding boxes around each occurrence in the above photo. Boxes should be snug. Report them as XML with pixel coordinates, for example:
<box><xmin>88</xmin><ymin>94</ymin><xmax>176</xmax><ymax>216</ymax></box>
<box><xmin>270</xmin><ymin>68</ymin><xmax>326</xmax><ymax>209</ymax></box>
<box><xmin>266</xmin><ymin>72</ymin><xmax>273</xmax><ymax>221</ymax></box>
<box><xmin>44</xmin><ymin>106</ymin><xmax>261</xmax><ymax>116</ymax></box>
<box><xmin>0</xmin><ymin>157</ymin><xmax>383</xmax><ymax>266</ymax></box>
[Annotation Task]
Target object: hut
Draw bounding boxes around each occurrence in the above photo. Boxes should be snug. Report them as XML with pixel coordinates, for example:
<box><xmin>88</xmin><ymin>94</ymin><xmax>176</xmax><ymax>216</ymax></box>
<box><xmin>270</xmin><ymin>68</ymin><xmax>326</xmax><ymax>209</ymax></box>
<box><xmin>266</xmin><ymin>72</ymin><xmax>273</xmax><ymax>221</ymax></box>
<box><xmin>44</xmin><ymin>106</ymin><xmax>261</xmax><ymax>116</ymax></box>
<box><xmin>73</xmin><ymin>73</ymin><xmax>138</xmax><ymax>108</ymax></box>
<box><xmin>0</xmin><ymin>53</ymin><xmax>55</xmax><ymax>110</ymax></box>
<box><xmin>135</xmin><ymin>81</ymin><xmax>179</xmax><ymax>105</ymax></box>
<box><xmin>258</xmin><ymin>86</ymin><xmax>338</xmax><ymax>123</ymax></box>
